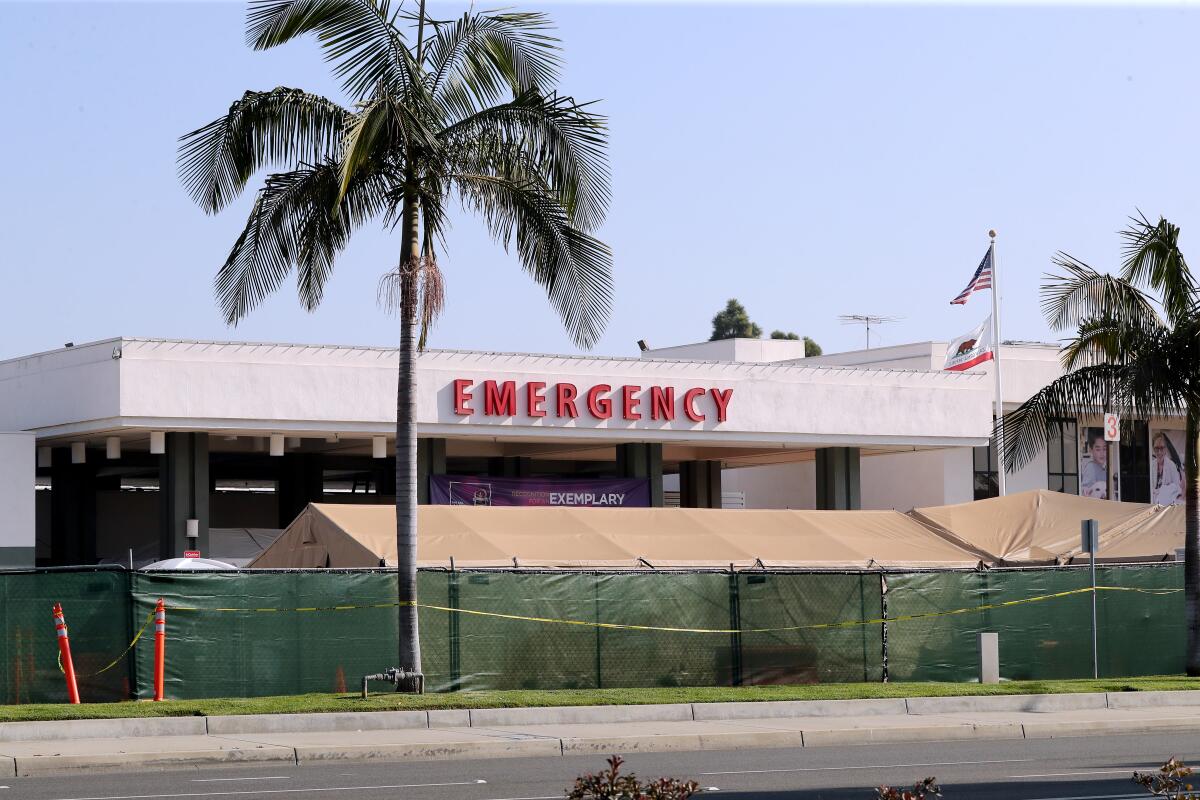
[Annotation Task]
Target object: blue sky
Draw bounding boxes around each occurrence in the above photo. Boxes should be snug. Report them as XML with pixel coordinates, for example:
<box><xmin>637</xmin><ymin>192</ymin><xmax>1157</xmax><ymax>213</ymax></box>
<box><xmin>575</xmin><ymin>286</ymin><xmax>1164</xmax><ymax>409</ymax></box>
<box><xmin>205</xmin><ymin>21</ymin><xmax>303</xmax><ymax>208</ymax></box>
<box><xmin>2</xmin><ymin>1</ymin><xmax>1198</xmax><ymax>361</ymax></box>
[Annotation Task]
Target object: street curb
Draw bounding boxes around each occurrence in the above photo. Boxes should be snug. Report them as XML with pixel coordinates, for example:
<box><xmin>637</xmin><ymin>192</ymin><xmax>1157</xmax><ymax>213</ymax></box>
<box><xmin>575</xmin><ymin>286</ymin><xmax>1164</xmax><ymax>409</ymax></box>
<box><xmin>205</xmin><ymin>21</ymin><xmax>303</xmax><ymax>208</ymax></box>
<box><xmin>293</xmin><ymin>738</ymin><xmax>562</xmax><ymax>763</ymax></box>
<box><xmin>13</xmin><ymin>746</ymin><xmax>297</xmax><ymax>777</ymax></box>
<box><xmin>16</xmin><ymin>690</ymin><xmax>1200</xmax><ymax>742</ymax></box>
<box><xmin>0</xmin><ymin>716</ymin><xmax>206</xmax><ymax>742</ymax></box>
<box><xmin>2</xmin><ymin>715</ymin><xmax>1197</xmax><ymax>776</ymax></box>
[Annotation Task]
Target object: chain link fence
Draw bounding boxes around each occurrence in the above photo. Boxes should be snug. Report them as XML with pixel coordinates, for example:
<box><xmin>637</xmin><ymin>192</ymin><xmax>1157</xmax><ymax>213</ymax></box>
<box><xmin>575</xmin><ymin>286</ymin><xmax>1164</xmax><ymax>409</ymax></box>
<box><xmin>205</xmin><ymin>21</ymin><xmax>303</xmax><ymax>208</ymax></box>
<box><xmin>0</xmin><ymin>563</ymin><xmax>1183</xmax><ymax>702</ymax></box>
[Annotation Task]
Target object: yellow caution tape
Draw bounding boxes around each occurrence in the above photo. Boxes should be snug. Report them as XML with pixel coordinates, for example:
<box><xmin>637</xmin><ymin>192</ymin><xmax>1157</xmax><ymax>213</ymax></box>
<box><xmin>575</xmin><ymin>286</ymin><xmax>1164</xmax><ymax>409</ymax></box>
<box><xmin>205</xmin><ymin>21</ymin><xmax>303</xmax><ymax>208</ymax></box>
<box><xmin>57</xmin><ymin>610</ymin><xmax>156</xmax><ymax>677</ymax></box>
<box><xmin>163</xmin><ymin>585</ymin><xmax>1182</xmax><ymax>636</ymax></box>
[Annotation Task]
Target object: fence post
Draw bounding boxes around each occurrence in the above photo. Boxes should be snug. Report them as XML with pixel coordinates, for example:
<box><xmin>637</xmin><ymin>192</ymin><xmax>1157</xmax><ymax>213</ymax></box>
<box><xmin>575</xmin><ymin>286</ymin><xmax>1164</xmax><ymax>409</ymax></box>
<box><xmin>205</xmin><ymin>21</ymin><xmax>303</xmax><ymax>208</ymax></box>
<box><xmin>126</xmin><ymin>571</ymin><xmax>139</xmax><ymax>700</ymax></box>
<box><xmin>448</xmin><ymin>568</ymin><xmax>461</xmax><ymax>691</ymax></box>
<box><xmin>593</xmin><ymin>573</ymin><xmax>602</xmax><ymax>690</ymax></box>
<box><xmin>728</xmin><ymin>568</ymin><xmax>743</xmax><ymax>687</ymax></box>
<box><xmin>879</xmin><ymin>572</ymin><xmax>889</xmax><ymax>683</ymax></box>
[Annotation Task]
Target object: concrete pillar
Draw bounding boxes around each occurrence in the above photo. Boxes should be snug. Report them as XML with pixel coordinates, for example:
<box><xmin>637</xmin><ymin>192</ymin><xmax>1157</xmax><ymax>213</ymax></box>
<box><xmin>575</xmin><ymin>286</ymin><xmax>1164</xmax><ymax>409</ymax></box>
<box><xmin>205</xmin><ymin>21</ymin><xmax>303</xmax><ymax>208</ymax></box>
<box><xmin>417</xmin><ymin>438</ymin><xmax>446</xmax><ymax>504</ymax></box>
<box><xmin>277</xmin><ymin>452</ymin><xmax>323</xmax><ymax>527</ymax></box>
<box><xmin>617</xmin><ymin>443</ymin><xmax>664</xmax><ymax>507</ymax></box>
<box><xmin>50</xmin><ymin>446</ymin><xmax>96</xmax><ymax>565</ymax></box>
<box><xmin>0</xmin><ymin>433</ymin><xmax>35</xmax><ymax>568</ymax></box>
<box><xmin>160</xmin><ymin>433</ymin><xmax>209</xmax><ymax>560</ymax></box>
<box><xmin>816</xmin><ymin>447</ymin><xmax>861</xmax><ymax>510</ymax></box>
<box><xmin>680</xmin><ymin>460</ymin><xmax>722</xmax><ymax>508</ymax></box>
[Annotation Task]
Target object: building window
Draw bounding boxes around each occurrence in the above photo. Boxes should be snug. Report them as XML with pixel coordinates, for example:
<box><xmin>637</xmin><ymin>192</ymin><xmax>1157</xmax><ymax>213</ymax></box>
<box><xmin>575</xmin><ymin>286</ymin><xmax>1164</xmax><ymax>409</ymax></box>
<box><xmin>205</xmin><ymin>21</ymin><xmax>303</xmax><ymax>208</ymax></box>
<box><xmin>973</xmin><ymin>443</ymin><xmax>998</xmax><ymax>500</ymax></box>
<box><xmin>1047</xmin><ymin>418</ymin><xmax>1079</xmax><ymax>495</ymax></box>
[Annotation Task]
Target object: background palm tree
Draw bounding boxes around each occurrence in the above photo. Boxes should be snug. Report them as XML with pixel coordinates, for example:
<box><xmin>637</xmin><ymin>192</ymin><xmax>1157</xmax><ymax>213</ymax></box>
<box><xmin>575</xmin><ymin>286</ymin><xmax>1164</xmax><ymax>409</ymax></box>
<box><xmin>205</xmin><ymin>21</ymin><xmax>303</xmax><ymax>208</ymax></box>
<box><xmin>1001</xmin><ymin>214</ymin><xmax>1200</xmax><ymax>674</ymax></box>
<box><xmin>178</xmin><ymin>0</ymin><xmax>612</xmax><ymax>685</ymax></box>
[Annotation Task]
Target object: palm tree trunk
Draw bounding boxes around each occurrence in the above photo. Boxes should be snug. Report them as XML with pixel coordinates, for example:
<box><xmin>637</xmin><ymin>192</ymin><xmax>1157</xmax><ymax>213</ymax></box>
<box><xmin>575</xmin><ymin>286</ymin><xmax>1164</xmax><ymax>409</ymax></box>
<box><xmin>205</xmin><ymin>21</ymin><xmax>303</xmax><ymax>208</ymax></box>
<box><xmin>395</xmin><ymin>186</ymin><xmax>422</xmax><ymax>686</ymax></box>
<box><xmin>1187</xmin><ymin>411</ymin><xmax>1200</xmax><ymax>675</ymax></box>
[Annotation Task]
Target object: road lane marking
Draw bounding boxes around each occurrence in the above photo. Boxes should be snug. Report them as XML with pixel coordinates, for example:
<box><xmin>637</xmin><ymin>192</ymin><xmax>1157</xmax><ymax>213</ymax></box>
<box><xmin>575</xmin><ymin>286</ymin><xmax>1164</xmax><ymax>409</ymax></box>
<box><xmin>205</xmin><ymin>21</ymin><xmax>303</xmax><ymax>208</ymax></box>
<box><xmin>701</xmin><ymin>758</ymin><xmax>1036</xmax><ymax>775</ymax></box>
<box><xmin>190</xmin><ymin>778</ymin><xmax>290</xmax><ymax>783</ymax></box>
<box><xmin>1011</xmin><ymin>770</ymin><xmax>1140</xmax><ymax>778</ymax></box>
<box><xmin>49</xmin><ymin>780</ymin><xmax>483</xmax><ymax>800</ymax></box>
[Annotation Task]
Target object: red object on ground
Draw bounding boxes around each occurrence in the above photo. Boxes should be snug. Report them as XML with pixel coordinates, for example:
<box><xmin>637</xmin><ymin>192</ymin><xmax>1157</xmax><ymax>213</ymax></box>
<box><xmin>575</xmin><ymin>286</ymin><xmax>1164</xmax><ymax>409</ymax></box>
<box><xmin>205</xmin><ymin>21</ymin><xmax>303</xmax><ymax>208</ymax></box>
<box><xmin>153</xmin><ymin>598</ymin><xmax>166</xmax><ymax>701</ymax></box>
<box><xmin>52</xmin><ymin>603</ymin><xmax>80</xmax><ymax>704</ymax></box>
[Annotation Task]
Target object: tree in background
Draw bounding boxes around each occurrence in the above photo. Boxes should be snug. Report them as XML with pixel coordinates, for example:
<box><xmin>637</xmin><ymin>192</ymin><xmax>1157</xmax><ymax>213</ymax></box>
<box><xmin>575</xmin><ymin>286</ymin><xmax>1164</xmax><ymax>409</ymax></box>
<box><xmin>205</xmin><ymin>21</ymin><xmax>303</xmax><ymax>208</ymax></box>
<box><xmin>179</xmin><ymin>0</ymin><xmax>612</xmax><ymax>686</ymax></box>
<box><xmin>710</xmin><ymin>299</ymin><xmax>761</xmax><ymax>340</ymax></box>
<box><xmin>770</xmin><ymin>330</ymin><xmax>823</xmax><ymax>357</ymax></box>
<box><xmin>1001</xmin><ymin>214</ymin><xmax>1200</xmax><ymax>674</ymax></box>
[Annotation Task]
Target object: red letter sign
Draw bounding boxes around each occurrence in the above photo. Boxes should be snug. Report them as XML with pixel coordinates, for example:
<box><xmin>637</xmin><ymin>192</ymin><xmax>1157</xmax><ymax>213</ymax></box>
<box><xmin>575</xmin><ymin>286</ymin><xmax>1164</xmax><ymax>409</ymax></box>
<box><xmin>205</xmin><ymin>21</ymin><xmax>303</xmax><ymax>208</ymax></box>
<box><xmin>483</xmin><ymin>380</ymin><xmax>517</xmax><ymax>416</ymax></box>
<box><xmin>710</xmin><ymin>387</ymin><xmax>733</xmax><ymax>422</ymax></box>
<box><xmin>683</xmin><ymin>388</ymin><xmax>706</xmax><ymax>422</ymax></box>
<box><xmin>622</xmin><ymin>385</ymin><xmax>642</xmax><ymax>420</ymax></box>
<box><xmin>587</xmin><ymin>384</ymin><xmax>613</xmax><ymax>419</ymax></box>
<box><xmin>527</xmin><ymin>381</ymin><xmax>547</xmax><ymax>418</ymax></box>
<box><xmin>556</xmin><ymin>383</ymin><xmax>579</xmax><ymax>418</ymax></box>
<box><xmin>650</xmin><ymin>386</ymin><xmax>675</xmax><ymax>421</ymax></box>
<box><xmin>453</xmin><ymin>379</ymin><xmax>473</xmax><ymax>416</ymax></box>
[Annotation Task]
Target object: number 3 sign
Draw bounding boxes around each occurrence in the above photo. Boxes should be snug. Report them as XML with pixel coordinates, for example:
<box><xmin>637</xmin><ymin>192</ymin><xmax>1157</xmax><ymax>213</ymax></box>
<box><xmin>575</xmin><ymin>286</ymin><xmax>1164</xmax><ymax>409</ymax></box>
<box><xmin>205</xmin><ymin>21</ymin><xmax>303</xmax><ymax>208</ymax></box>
<box><xmin>1103</xmin><ymin>413</ymin><xmax>1120</xmax><ymax>442</ymax></box>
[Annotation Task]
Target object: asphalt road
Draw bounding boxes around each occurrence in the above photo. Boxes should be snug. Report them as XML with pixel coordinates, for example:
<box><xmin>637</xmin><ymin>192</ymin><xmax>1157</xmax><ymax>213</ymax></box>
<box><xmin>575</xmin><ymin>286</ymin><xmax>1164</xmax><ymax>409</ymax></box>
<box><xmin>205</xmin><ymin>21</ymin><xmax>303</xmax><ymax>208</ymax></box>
<box><xmin>7</xmin><ymin>732</ymin><xmax>1200</xmax><ymax>800</ymax></box>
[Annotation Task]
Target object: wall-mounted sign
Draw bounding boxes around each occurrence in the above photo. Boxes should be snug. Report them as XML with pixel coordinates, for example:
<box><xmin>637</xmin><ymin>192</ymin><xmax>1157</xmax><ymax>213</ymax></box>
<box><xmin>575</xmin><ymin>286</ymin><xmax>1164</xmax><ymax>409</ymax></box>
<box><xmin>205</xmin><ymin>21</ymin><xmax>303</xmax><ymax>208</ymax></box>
<box><xmin>430</xmin><ymin>475</ymin><xmax>650</xmax><ymax>507</ymax></box>
<box><xmin>183</xmin><ymin>550</ymin><xmax>200</xmax><ymax>559</ymax></box>
<box><xmin>451</xmin><ymin>380</ymin><xmax>733</xmax><ymax>423</ymax></box>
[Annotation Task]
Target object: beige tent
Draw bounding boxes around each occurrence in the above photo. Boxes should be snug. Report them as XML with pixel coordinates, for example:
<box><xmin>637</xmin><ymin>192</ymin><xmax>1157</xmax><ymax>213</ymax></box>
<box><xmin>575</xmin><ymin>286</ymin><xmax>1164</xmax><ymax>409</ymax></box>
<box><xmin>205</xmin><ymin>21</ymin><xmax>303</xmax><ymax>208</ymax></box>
<box><xmin>909</xmin><ymin>490</ymin><xmax>1176</xmax><ymax>564</ymax></box>
<box><xmin>248</xmin><ymin>503</ymin><xmax>985</xmax><ymax>570</ymax></box>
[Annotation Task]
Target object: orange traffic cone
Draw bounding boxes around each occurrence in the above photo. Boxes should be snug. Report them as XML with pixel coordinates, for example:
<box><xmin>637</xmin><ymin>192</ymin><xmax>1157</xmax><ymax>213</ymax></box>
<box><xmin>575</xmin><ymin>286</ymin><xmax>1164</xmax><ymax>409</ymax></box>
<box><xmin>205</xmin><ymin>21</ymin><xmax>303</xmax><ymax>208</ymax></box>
<box><xmin>52</xmin><ymin>604</ymin><xmax>80</xmax><ymax>704</ymax></box>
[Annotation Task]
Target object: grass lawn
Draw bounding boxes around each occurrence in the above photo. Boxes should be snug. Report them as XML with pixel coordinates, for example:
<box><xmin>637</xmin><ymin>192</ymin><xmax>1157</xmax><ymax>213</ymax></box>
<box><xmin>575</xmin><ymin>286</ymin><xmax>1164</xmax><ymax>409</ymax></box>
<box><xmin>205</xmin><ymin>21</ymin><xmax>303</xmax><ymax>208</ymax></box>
<box><xmin>2</xmin><ymin>676</ymin><xmax>1199</xmax><ymax>723</ymax></box>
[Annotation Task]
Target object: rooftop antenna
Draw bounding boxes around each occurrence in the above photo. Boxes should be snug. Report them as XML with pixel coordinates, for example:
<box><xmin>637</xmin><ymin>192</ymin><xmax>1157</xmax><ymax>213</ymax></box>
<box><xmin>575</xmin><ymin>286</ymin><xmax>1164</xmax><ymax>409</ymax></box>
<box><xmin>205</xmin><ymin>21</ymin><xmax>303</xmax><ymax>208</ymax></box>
<box><xmin>838</xmin><ymin>314</ymin><xmax>902</xmax><ymax>349</ymax></box>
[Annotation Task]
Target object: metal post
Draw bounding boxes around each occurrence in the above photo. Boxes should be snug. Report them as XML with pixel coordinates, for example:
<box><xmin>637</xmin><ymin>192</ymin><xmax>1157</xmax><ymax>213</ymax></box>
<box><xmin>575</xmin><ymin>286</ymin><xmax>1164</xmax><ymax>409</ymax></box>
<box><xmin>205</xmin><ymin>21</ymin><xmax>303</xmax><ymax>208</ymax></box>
<box><xmin>1082</xmin><ymin>519</ymin><xmax>1100</xmax><ymax>679</ymax></box>
<box><xmin>880</xmin><ymin>572</ymin><xmax>890</xmax><ymax>683</ymax></box>
<box><xmin>989</xmin><ymin>231</ymin><xmax>1007</xmax><ymax>496</ymax></box>
<box><xmin>448</xmin><ymin>568</ymin><xmax>461</xmax><ymax>691</ymax></box>
<box><xmin>728</xmin><ymin>568</ymin><xmax>743</xmax><ymax>687</ymax></box>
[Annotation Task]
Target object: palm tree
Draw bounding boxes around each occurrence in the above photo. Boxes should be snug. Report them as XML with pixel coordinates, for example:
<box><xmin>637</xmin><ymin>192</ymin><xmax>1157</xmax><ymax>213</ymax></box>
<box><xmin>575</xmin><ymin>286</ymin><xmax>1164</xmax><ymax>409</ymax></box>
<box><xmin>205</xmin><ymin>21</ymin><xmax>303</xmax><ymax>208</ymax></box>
<box><xmin>177</xmin><ymin>0</ymin><xmax>612</xmax><ymax>686</ymax></box>
<box><xmin>1001</xmin><ymin>214</ymin><xmax>1200</xmax><ymax>674</ymax></box>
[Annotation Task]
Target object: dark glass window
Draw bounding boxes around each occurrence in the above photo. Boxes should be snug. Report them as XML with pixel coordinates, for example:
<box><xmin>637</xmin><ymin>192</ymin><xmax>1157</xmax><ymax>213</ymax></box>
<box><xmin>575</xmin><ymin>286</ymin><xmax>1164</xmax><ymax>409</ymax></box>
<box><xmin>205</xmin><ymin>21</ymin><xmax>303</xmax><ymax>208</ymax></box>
<box><xmin>973</xmin><ymin>442</ymin><xmax>998</xmax><ymax>500</ymax></box>
<box><xmin>1120</xmin><ymin>420</ymin><xmax>1150</xmax><ymax>503</ymax></box>
<box><xmin>1047</xmin><ymin>418</ymin><xmax>1079</xmax><ymax>495</ymax></box>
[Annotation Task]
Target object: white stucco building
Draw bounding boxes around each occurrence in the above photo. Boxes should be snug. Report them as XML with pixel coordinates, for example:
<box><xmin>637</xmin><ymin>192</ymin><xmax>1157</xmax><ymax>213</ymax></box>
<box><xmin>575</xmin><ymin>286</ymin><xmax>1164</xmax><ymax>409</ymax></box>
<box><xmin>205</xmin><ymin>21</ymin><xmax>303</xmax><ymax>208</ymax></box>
<box><xmin>0</xmin><ymin>334</ymin><xmax>1183</xmax><ymax>568</ymax></box>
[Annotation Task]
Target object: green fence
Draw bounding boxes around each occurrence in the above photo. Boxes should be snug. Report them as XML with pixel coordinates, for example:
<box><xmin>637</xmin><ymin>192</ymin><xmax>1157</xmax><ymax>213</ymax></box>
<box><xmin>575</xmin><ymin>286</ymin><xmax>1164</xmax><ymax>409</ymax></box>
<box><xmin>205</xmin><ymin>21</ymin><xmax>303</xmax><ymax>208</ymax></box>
<box><xmin>0</xmin><ymin>564</ymin><xmax>1184</xmax><ymax>703</ymax></box>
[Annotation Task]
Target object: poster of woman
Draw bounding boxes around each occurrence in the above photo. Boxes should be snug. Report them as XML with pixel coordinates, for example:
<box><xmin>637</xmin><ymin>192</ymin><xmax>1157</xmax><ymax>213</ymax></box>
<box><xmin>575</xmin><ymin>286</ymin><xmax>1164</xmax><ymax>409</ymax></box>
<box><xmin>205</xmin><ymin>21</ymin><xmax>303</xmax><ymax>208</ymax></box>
<box><xmin>1151</xmin><ymin>429</ymin><xmax>1185</xmax><ymax>506</ymax></box>
<box><xmin>1080</xmin><ymin>427</ymin><xmax>1118</xmax><ymax>500</ymax></box>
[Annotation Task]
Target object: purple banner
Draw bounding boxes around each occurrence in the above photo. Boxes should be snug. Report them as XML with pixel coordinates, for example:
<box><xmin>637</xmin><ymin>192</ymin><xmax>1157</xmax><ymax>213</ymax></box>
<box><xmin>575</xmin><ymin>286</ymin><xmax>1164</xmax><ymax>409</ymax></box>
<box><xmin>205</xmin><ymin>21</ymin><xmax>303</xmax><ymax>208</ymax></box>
<box><xmin>429</xmin><ymin>475</ymin><xmax>650</xmax><ymax>507</ymax></box>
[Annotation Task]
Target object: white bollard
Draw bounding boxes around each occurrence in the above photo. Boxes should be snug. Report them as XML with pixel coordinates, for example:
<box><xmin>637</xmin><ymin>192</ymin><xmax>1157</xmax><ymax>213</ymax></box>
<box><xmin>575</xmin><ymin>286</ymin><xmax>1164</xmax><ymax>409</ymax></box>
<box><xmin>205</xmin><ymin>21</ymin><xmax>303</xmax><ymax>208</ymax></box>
<box><xmin>979</xmin><ymin>632</ymin><xmax>999</xmax><ymax>684</ymax></box>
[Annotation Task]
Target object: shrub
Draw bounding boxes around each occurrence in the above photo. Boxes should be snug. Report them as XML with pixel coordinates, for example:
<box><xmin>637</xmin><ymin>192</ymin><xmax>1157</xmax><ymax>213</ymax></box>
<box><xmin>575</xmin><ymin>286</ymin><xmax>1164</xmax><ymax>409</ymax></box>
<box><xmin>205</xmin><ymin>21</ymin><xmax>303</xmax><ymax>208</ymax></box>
<box><xmin>876</xmin><ymin>778</ymin><xmax>941</xmax><ymax>799</ymax></box>
<box><xmin>1134</xmin><ymin>758</ymin><xmax>1200</xmax><ymax>799</ymax></box>
<box><xmin>569</xmin><ymin>755</ymin><xmax>701</xmax><ymax>800</ymax></box>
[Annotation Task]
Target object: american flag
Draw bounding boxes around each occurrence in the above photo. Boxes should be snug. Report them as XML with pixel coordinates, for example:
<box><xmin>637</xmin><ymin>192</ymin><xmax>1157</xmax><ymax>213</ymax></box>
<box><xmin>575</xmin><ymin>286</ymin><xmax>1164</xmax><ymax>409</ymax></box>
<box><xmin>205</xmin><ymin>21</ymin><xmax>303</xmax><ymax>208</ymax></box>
<box><xmin>950</xmin><ymin>248</ymin><xmax>993</xmax><ymax>305</ymax></box>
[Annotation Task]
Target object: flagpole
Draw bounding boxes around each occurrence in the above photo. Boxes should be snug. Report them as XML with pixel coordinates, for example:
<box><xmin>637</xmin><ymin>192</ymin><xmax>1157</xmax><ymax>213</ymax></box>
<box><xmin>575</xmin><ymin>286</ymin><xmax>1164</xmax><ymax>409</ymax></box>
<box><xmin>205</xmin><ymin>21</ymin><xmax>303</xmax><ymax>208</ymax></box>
<box><xmin>989</xmin><ymin>229</ymin><xmax>1007</xmax><ymax>496</ymax></box>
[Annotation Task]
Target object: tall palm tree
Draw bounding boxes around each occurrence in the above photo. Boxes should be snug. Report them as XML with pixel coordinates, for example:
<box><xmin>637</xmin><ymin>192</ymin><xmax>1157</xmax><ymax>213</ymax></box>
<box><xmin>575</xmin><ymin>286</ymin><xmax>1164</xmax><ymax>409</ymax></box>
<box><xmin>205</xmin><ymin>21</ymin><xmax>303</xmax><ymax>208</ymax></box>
<box><xmin>178</xmin><ymin>0</ymin><xmax>612</xmax><ymax>685</ymax></box>
<box><xmin>1001</xmin><ymin>214</ymin><xmax>1200</xmax><ymax>674</ymax></box>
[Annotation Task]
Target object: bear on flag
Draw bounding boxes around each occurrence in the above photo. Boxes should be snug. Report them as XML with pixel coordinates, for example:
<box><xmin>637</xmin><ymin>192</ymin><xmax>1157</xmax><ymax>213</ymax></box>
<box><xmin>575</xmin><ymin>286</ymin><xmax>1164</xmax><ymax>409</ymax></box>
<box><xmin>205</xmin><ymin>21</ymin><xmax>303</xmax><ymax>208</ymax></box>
<box><xmin>943</xmin><ymin>314</ymin><xmax>995</xmax><ymax>371</ymax></box>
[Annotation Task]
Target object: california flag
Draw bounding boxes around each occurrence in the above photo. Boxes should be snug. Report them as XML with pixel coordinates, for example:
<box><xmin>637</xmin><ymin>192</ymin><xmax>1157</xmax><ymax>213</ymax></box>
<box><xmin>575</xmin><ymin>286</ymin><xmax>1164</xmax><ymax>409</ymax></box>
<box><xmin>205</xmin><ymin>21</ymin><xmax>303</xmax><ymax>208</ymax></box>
<box><xmin>943</xmin><ymin>315</ymin><xmax>995</xmax><ymax>371</ymax></box>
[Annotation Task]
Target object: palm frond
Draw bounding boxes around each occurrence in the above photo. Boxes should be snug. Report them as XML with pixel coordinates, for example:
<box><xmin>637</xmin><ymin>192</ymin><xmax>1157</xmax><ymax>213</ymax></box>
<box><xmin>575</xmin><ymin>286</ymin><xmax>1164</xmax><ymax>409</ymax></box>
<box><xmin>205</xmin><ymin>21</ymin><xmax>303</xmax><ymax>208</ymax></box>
<box><xmin>1121</xmin><ymin>212</ymin><xmax>1198</xmax><ymax>325</ymax></box>
<box><xmin>178</xmin><ymin>88</ymin><xmax>348</xmax><ymax>213</ymax></box>
<box><xmin>425</xmin><ymin>11</ymin><xmax>561</xmax><ymax>105</ymax></box>
<box><xmin>441</xmin><ymin>91</ymin><xmax>610</xmax><ymax>230</ymax></box>
<box><xmin>215</xmin><ymin>160</ymin><xmax>389</xmax><ymax>323</ymax></box>
<box><xmin>1040</xmin><ymin>252</ymin><xmax>1160</xmax><ymax>333</ymax></box>
<box><xmin>453</xmin><ymin>172</ymin><xmax>611</xmax><ymax>347</ymax></box>
<box><xmin>338</xmin><ymin>91</ymin><xmax>438</xmax><ymax>202</ymax></box>
<box><xmin>246</xmin><ymin>0</ymin><xmax>413</xmax><ymax>97</ymax></box>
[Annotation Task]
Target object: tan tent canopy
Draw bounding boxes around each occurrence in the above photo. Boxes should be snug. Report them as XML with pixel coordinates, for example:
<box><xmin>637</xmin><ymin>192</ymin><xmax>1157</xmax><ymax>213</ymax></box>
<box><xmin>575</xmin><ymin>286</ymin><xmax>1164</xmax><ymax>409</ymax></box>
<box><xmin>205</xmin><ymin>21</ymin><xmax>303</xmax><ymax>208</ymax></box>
<box><xmin>248</xmin><ymin>491</ymin><xmax>1185</xmax><ymax>570</ymax></box>
<box><xmin>910</xmin><ymin>490</ymin><xmax>1181</xmax><ymax>565</ymax></box>
<box><xmin>248</xmin><ymin>503</ymin><xmax>985</xmax><ymax>570</ymax></box>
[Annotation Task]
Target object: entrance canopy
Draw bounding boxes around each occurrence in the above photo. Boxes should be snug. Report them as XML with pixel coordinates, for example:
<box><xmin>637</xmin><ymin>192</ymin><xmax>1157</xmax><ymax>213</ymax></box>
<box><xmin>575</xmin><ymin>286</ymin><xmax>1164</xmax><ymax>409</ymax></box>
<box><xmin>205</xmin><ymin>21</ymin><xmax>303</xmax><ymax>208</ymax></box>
<box><xmin>249</xmin><ymin>503</ymin><xmax>987</xmax><ymax>570</ymax></box>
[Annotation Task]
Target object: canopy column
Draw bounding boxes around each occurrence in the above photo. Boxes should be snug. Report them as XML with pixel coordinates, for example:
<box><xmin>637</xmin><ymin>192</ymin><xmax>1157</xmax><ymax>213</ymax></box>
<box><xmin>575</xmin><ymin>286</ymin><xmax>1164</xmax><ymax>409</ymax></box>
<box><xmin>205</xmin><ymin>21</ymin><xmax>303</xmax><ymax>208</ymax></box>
<box><xmin>816</xmin><ymin>447</ymin><xmax>861</xmax><ymax>510</ymax></box>
<box><xmin>159</xmin><ymin>433</ymin><xmax>209</xmax><ymax>560</ymax></box>
<box><xmin>680</xmin><ymin>460</ymin><xmax>722</xmax><ymax>508</ymax></box>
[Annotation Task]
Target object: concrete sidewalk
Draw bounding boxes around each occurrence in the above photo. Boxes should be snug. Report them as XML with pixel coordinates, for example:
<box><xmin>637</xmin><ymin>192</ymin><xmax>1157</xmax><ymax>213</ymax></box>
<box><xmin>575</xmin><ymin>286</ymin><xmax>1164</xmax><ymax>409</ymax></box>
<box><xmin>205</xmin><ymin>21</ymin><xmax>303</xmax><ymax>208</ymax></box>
<box><xmin>2</xmin><ymin>691</ymin><xmax>1198</xmax><ymax>778</ymax></box>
